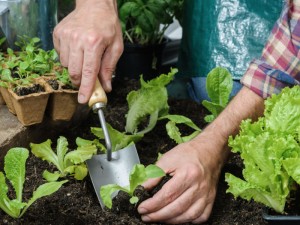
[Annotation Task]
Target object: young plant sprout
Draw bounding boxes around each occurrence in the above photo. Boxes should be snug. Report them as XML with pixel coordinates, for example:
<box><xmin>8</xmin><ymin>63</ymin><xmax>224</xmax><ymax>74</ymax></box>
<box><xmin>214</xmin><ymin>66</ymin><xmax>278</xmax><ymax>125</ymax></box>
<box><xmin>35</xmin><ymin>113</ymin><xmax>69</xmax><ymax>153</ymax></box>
<box><xmin>100</xmin><ymin>164</ymin><xmax>165</xmax><ymax>209</ymax></box>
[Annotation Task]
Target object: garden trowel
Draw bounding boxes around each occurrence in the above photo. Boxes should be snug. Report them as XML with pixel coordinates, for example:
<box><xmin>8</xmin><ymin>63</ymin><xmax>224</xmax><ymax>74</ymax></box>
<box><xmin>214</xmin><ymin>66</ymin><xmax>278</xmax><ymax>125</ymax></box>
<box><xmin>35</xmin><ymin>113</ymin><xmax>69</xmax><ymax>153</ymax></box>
<box><xmin>86</xmin><ymin>79</ymin><xmax>140</xmax><ymax>208</ymax></box>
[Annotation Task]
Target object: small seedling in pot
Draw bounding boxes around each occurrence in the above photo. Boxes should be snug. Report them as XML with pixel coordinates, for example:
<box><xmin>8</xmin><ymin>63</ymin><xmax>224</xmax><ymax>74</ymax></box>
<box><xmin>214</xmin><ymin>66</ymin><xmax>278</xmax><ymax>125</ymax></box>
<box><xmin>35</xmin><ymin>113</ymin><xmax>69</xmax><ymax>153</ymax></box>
<box><xmin>100</xmin><ymin>164</ymin><xmax>165</xmax><ymax>209</ymax></box>
<box><xmin>0</xmin><ymin>147</ymin><xmax>67</xmax><ymax>218</ymax></box>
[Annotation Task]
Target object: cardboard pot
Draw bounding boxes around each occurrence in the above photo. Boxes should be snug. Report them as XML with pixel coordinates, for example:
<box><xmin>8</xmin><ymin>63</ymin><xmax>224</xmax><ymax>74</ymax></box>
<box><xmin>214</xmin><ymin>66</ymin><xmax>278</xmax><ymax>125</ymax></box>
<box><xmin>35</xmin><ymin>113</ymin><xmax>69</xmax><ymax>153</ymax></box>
<box><xmin>0</xmin><ymin>89</ymin><xmax>6</xmax><ymax>105</ymax></box>
<box><xmin>44</xmin><ymin>78</ymin><xmax>79</xmax><ymax>121</ymax></box>
<box><xmin>0</xmin><ymin>86</ymin><xmax>16</xmax><ymax>114</ymax></box>
<box><xmin>8</xmin><ymin>83</ymin><xmax>50</xmax><ymax>126</ymax></box>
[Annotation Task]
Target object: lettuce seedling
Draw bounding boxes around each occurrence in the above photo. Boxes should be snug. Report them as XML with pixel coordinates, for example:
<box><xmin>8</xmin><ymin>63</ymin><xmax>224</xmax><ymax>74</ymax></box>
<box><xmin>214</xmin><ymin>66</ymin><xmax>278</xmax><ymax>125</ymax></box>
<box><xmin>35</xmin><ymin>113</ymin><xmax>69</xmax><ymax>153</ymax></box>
<box><xmin>30</xmin><ymin>136</ymin><xmax>97</xmax><ymax>182</ymax></box>
<box><xmin>159</xmin><ymin>114</ymin><xmax>201</xmax><ymax>144</ymax></box>
<box><xmin>125</xmin><ymin>68</ymin><xmax>177</xmax><ymax>135</ymax></box>
<box><xmin>202</xmin><ymin>67</ymin><xmax>233</xmax><ymax>122</ymax></box>
<box><xmin>90</xmin><ymin>123</ymin><xmax>143</xmax><ymax>152</ymax></box>
<box><xmin>100</xmin><ymin>164</ymin><xmax>165</xmax><ymax>209</ymax></box>
<box><xmin>225</xmin><ymin>86</ymin><xmax>300</xmax><ymax>213</ymax></box>
<box><xmin>0</xmin><ymin>147</ymin><xmax>67</xmax><ymax>218</ymax></box>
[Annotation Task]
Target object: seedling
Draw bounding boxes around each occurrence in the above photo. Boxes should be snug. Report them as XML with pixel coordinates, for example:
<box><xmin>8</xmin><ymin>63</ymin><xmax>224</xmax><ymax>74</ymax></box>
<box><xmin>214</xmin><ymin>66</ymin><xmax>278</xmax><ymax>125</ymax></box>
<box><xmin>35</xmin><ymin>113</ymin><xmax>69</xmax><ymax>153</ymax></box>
<box><xmin>100</xmin><ymin>164</ymin><xmax>165</xmax><ymax>209</ymax></box>
<box><xmin>0</xmin><ymin>147</ymin><xmax>67</xmax><ymax>218</ymax></box>
<box><xmin>30</xmin><ymin>136</ymin><xmax>97</xmax><ymax>182</ymax></box>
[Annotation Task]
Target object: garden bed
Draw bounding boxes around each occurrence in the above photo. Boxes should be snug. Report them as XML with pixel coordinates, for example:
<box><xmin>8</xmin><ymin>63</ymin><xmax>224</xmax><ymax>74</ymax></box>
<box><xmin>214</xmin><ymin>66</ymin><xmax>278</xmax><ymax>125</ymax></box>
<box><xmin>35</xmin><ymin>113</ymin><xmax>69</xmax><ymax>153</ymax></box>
<box><xmin>0</xmin><ymin>79</ymin><xmax>266</xmax><ymax>225</ymax></box>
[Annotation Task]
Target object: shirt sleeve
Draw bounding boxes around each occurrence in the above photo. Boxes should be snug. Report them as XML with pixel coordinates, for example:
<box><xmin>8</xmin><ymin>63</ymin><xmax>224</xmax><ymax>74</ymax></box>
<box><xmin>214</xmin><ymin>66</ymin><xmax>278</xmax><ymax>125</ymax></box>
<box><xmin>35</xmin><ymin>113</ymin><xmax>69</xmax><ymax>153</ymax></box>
<box><xmin>241</xmin><ymin>1</ymin><xmax>300</xmax><ymax>99</ymax></box>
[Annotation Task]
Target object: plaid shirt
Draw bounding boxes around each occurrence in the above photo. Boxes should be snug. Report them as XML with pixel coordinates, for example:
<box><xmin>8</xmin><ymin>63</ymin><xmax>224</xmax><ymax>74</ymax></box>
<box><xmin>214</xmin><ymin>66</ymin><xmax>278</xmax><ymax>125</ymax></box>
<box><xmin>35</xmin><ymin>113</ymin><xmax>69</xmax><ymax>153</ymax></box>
<box><xmin>241</xmin><ymin>0</ymin><xmax>300</xmax><ymax>98</ymax></box>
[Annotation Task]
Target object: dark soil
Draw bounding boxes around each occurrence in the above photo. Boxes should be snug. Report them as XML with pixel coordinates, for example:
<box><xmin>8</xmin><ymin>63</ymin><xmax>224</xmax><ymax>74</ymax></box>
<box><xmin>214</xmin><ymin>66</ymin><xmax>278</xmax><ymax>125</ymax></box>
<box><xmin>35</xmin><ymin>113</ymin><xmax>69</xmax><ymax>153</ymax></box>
<box><xmin>0</xmin><ymin>78</ymin><xmax>270</xmax><ymax>225</ymax></box>
<box><xmin>14</xmin><ymin>84</ymin><xmax>45</xmax><ymax>96</ymax></box>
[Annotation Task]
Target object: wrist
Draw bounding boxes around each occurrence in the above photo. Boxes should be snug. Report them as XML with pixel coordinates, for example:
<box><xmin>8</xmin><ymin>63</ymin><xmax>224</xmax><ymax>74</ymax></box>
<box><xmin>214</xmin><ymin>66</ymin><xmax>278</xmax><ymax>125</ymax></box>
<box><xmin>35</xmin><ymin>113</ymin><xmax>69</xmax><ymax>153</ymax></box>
<box><xmin>75</xmin><ymin>0</ymin><xmax>117</xmax><ymax>10</ymax></box>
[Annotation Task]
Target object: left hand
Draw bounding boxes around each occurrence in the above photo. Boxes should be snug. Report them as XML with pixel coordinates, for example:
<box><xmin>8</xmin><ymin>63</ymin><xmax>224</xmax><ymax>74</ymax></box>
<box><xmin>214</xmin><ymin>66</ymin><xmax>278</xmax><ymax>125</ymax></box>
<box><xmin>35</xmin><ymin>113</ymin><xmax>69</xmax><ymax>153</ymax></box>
<box><xmin>137</xmin><ymin>136</ymin><xmax>223</xmax><ymax>224</ymax></box>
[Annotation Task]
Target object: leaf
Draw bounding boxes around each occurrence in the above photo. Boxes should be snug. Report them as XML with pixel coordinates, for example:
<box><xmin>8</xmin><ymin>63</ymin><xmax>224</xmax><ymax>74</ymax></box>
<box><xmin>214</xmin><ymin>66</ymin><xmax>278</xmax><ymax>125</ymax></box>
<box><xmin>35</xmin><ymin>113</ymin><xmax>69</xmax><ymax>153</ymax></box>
<box><xmin>159</xmin><ymin>114</ymin><xmax>201</xmax><ymax>144</ymax></box>
<box><xmin>100</xmin><ymin>184</ymin><xmax>128</xmax><ymax>209</ymax></box>
<box><xmin>145</xmin><ymin>165</ymin><xmax>165</xmax><ymax>178</ymax></box>
<box><xmin>64</xmin><ymin>144</ymin><xmax>97</xmax><ymax>165</ymax></box>
<box><xmin>20</xmin><ymin>180</ymin><xmax>68</xmax><ymax>217</ymax></box>
<box><xmin>0</xmin><ymin>172</ymin><xmax>24</xmax><ymax>218</ymax></box>
<box><xmin>30</xmin><ymin>139</ymin><xmax>62</xmax><ymax>172</ymax></box>
<box><xmin>206</xmin><ymin>67</ymin><xmax>233</xmax><ymax>106</ymax></box>
<box><xmin>4</xmin><ymin>148</ymin><xmax>28</xmax><ymax>202</ymax></box>
<box><xmin>42</xmin><ymin>170</ymin><xmax>61</xmax><ymax>182</ymax></box>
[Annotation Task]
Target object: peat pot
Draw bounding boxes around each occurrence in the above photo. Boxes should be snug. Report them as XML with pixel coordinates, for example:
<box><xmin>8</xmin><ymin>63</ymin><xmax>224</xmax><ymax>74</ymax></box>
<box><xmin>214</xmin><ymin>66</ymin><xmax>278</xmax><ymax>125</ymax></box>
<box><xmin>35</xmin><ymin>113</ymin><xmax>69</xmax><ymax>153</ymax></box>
<box><xmin>8</xmin><ymin>81</ymin><xmax>50</xmax><ymax>126</ymax></box>
<box><xmin>44</xmin><ymin>78</ymin><xmax>79</xmax><ymax>121</ymax></box>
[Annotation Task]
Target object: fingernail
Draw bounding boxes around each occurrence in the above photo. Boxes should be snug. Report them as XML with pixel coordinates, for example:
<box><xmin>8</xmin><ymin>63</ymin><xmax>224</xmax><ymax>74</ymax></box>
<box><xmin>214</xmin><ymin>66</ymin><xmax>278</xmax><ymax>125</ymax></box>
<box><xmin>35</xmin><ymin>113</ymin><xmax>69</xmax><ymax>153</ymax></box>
<box><xmin>104</xmin><ymin>81</ymin><xmax>112</xmax><ymax>92</ymax></box>
<box><xmin>141</xmin><ymin>215</ymin><xmax>151</xmax><ymax>222</ymax></box>
<box><xmin>138</xmin><ymin>207</ymin><xmax>148</xmax><ymax>214</ymax></box>
<box><xmin>78</xmin><ymin>94</ymin><xmax>86</xmax><ymax>104</ymax></box>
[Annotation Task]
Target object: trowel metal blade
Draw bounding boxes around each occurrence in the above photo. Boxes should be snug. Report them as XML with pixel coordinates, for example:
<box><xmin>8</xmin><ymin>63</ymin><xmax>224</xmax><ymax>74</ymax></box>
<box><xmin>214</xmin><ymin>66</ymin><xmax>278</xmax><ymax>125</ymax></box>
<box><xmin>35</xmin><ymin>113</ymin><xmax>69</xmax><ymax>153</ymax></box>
<box><xmin>86</xmin><ymin>144</ymin><xmax>140</xmax><ymax>208</ymax></box>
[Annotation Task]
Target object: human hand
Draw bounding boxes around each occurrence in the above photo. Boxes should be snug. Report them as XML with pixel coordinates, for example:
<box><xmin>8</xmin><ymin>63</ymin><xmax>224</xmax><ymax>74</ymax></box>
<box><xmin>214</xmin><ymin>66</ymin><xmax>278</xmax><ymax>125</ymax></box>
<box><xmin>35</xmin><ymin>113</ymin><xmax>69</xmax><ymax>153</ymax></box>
<box><xmin>137</xmin><ymin>136</ymin><xmax>225</xmax><ymax>224</ymax></box>
<box><xmin>53</xmin><ymin>0</ymin><xmax>123</xmax><ymax>104</ymax></box>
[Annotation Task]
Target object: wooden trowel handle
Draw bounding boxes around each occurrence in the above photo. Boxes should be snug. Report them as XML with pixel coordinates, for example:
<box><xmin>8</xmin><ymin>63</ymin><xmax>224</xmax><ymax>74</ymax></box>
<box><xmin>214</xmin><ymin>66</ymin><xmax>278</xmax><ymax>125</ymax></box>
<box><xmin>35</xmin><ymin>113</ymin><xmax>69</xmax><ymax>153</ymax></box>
<box><xmin>88</xmin><ymin>79</ymin><xmax>107</xmax><ymax>107</ymax></box>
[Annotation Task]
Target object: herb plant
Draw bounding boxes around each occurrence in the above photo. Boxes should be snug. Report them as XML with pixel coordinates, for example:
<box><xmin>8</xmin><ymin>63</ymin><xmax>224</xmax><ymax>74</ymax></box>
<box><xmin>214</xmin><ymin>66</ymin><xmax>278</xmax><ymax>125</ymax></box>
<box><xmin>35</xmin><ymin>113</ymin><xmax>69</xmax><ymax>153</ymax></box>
<box><xmin>225</xmin><ymin>85</ymin><xmax>300</xmax><ymax>213</ymax></box>
<box><xmin>100</xmin><ymin>164</ymin><xmax>165</xmax><ymax>209</ymax></box>
<box><xmin>118</xmin><ymin>0</ymin><xmax>183</xmax><ymax>45</ymax></box>
<box><xmin>202</xmin><ymin>67</ymin><xmax>233</xmax><ymax>123</ymax></box>
<box><xmin>0</xmin><ymin>147</ymin><xmax>67</xmax><ymax>218</ymax></box>
<box><xmin>30</xmin><ymin>136</ymin><xmax>97</xmax><ymax>182</ymax></box>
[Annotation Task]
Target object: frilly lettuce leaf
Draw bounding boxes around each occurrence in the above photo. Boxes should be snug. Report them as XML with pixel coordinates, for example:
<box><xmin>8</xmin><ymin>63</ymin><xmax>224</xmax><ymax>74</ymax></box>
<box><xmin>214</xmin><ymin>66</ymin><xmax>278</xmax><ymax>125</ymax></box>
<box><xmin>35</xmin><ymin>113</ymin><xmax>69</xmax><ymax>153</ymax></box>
<box><xmin>125</xmin><ymin>68</ymin><xmax>177</xmax><ymax>134</ymax></box>
<box><xmin>226</xmin><ymin>85</ymin><xmax>300</xmax><ymax>213</ymax></box>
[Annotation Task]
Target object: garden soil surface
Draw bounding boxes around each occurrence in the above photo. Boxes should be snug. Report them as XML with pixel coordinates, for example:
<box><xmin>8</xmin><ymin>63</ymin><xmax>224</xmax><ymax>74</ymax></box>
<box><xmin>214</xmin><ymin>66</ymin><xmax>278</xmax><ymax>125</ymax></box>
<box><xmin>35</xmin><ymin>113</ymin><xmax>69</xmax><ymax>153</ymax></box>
<box><xmin>0</xmin><ymin>78</ymin><xmax>268</xmax><ymax>225</ymax></box>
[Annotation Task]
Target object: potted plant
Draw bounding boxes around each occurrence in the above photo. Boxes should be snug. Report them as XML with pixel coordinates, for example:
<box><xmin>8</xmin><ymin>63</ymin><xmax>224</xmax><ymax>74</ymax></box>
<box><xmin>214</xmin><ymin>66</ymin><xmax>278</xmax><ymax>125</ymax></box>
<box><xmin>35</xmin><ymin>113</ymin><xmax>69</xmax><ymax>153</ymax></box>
<box><xmin>0</xmin><ymin>36</ymin><xmax>81</xmax><ymax>125</ymax></box>
<box><xmin>115</xmin><ymin>0</ymin><xmax>183</xmax><ymax>80</ymax></box>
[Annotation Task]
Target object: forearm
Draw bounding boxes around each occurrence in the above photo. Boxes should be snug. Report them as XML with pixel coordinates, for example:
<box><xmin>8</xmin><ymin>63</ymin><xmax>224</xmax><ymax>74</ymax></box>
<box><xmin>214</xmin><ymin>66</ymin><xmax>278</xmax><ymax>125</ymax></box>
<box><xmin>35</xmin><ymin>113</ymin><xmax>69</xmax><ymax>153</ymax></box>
<box><xmin>197</xmin><ymin>86</ymin><xmax>264</xmax><ymax>163</ymax></box>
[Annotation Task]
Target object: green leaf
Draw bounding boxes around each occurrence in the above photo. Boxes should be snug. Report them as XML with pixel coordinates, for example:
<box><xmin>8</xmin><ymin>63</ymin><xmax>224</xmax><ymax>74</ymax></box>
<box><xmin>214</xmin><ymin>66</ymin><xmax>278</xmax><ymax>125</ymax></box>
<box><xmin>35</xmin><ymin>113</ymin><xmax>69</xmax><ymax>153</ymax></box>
<box><xmin>159</xmin><ymin>114</ymin><xmax>201</xmax><ymax>144</ymax></box>
<box><xmin>20</xmin><ymin>180</ymin><xmax>68</xmax><ymax>217</ymax></box>
<box><xmin>30</xmin><ymin>139</ymin><xmax>62</xmax><ymax>172</ymax></box>
<box><xmin>64</xmin><ymin>144</ymin><xmax>97</xmax><ymax>165</ymax></box>
<box><xmin>206</xmin><ymin>67</ymin><xmax>233</xmax><ymax>106</ymax></box>
<box><xmin>100</xmin><ymin>184</ymin><xmax>128</xmax><ymax>209</ymax></box>
<box><xmin>4</xmin><ymin>148</ymin><xmax>28</xmax><ymax>202</ymax></box>
<box><xmin>145</xmin><ymin>164</ymin><xmax>165</xmax><ymax>178</ymax></box>
<box><xmin>130</xmin><ymin>196</ymin><xmax>139</xmax><ymax>204</ymax></box>
<box><xmin>42</xmin><ymin>170</ymin><xmax>61</xmax><ymax>182</ymax></box>
<box><xmin>91</xmin><ymin>125</ymin><xmax>143</xmax><ymax>152</ymax></box>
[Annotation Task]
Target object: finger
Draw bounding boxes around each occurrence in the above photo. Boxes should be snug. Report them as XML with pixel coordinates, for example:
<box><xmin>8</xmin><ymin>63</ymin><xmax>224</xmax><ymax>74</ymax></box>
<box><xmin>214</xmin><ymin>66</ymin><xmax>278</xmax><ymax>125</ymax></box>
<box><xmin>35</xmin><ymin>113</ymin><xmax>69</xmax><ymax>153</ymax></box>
<box><xmin>138</xmin><ymin>174</ymin><xmax>188</xmax><ymax>214</ymax></box>
<box><xmin>192</xmin><ymin>204</ymin><xmax>214</xmax><ymax>224</ymax></box>
<box><xmin>165</xmin><ymin>195</ymin><xmax>214</xmax><ymax>224</ymax></box>
<box><xmin>142</xmin><ymin>177</ymin><xmax>163</xmax><ymax>190</ymax></box>
<box><xmin>99</xmin><ymin>36</ymin><xmax>123</xmax><ymax>92</ymax></box>
<box><xmin>68</xmin><ymin>39</ymin><xmax>84</xmax><ymax>87</ymax></box>
<box><xmin>57</xmin><ymin>36</ymin><xmax>70</xmax><ymax>68</ymax></box>
<box><xmin>78</xmin><ymin>44</ymin><xmax>104</xmax><ymax>104</ymax></box>
<box><xmin>141</xmin><ymin>187</ymin><xmax>198</xmax><ymax>223</ymax></box>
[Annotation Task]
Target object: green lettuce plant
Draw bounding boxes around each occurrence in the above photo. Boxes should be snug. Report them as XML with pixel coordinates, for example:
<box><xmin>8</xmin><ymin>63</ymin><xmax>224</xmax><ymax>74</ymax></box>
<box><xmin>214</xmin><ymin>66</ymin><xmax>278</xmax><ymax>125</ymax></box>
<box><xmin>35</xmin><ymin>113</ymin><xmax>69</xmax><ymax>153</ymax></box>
<box><xmin>125</xmin><ymin>68</ymin><xmax>177</xmax><ymax>135</ymax></box>
<box><xmin>0</xmin><ymin>147</ymin><xmax>67</xmax><ymax>218</ymax></box>
<box><xmin>225</xmin><ymin>85</ymin><xmax>300</xmax><ymax>213</ymax></box>
<box><xmin>30</xmin><ymin>136</ymin><xmax>97</xmax><ymax>182</ymax></box>
<box><xmin>100</xmin><ymin>164</ymin><xmax>165</xmax><ymax>209</ymax></box>
<box><xmin>202</xmin><ymin>67</ymin><xmax>233</xmax><ymax>123</ymax></box>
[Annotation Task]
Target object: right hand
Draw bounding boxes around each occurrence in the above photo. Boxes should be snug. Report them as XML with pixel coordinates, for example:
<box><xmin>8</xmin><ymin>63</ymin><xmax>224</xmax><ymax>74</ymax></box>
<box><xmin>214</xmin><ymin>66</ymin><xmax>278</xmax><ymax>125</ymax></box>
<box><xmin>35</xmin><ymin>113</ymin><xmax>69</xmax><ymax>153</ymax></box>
<box><xmin>53</xmin><ymin>0</ymin><xmax>123</xmax><ymax>104</ymax></box>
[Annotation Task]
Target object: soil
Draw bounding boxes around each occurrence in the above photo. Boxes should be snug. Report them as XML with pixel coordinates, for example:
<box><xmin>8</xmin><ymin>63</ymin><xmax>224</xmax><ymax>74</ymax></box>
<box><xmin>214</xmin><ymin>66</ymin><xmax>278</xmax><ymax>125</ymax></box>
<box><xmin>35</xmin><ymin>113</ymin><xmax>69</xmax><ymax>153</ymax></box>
<box><xmin>14</xmin><ymin>84</ymin><xmax>45</xmax><ymax>96</ymax></box>
<box><xmin>0</xmin><ymin>78</ymin><xmax>270</xmax><ymax>225</ymax></box>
